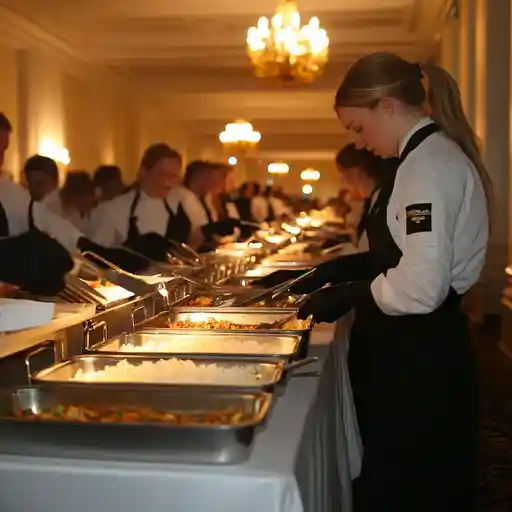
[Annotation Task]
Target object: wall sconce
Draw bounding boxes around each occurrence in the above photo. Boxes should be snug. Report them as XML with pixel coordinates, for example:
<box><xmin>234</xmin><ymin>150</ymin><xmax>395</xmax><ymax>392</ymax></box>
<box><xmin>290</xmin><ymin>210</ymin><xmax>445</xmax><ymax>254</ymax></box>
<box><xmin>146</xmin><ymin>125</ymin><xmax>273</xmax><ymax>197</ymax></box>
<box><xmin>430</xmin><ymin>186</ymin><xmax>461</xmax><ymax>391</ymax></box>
<box><xmin>38</xmin><ymin>139</ymin><xmax>70</xmax><ymax>165</ymax></box>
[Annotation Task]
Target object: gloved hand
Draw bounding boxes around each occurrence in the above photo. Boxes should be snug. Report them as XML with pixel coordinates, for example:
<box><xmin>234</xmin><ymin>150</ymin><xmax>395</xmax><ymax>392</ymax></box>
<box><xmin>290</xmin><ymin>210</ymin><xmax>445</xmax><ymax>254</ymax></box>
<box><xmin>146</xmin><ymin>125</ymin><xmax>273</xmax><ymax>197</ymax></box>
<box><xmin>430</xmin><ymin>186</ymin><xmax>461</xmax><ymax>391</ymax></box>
<box><xmin>201</xmin><ymin>219</ymin><xmax>239</xmax><ymax>238</ymax></box>
<box><xmin>256</xmin><ymin>269</ymin><xmax>307</xmax><ymax>288</ymax></box>
<box><xmin>123</xmin><ymin>233</ymin><xmax>171</xmax><ymax>262</ymax></box>
<box><xmin>290</xmin><ymin>252</ymin><xmax>381</xmax><ymax>295</ymax></box>
<box><xmin>0</xmin><ymin>231</ymin><xmax>74</xmax><ymax>296</ymax></box>
<box><xmin>297</xmin><ymin>281</ymin><xmax>371</xmax><ymax>323</ymax></box>
<box><xmin>78</xmin><ymin>238</ymin><xmax>149</xmax><ymax>274</ymax></box>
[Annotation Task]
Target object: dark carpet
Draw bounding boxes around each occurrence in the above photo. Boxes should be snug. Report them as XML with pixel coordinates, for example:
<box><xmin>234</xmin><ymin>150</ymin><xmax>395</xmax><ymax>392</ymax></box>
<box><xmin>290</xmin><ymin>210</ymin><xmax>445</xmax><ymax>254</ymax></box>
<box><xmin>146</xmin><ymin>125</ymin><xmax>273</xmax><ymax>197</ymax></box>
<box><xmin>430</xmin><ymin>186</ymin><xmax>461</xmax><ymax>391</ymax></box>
<box><xmin>473</xmin><ymin>317</ymin><xmax>512</xmax><ymax>511</ymax></box>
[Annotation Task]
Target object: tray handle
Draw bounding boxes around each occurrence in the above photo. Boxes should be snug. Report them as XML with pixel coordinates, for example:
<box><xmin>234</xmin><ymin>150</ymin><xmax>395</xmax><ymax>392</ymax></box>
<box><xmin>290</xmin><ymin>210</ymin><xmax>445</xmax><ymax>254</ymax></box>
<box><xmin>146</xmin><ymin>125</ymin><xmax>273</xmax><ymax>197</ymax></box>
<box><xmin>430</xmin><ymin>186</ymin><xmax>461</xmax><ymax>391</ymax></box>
<box><xmin>131</xmin><ymin>304</ymin><xmax>147</xmax><ymax>329</ymax></box>
<box><xmin>25</xmin><ymin>340</ymin><xmax>57</xmax><ymax>383</ymax></box>
<box><xmin>85</xmin><ymin>320</ymin><xmax>108</xmax><ymax>349</ymax></box>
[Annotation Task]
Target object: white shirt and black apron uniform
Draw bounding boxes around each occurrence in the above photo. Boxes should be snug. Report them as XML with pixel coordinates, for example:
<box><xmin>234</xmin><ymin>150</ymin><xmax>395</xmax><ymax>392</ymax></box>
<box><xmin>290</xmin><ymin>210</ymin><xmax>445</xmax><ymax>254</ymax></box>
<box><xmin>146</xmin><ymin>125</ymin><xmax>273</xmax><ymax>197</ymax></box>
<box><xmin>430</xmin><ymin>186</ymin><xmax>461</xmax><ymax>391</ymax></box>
<box><xmin>122</xmin><ymin>188</ymin><xmax>191</xmax><ymax>260</ymax></box>
<box><xmin>0</xmin><ymin>179</ymin><xmax>78</xmax><ymax>295</ymax></box>
<box><xmin>348</xmin><ymin>122</ymin><xmax>484</xmax><ymax>511</ymax></box>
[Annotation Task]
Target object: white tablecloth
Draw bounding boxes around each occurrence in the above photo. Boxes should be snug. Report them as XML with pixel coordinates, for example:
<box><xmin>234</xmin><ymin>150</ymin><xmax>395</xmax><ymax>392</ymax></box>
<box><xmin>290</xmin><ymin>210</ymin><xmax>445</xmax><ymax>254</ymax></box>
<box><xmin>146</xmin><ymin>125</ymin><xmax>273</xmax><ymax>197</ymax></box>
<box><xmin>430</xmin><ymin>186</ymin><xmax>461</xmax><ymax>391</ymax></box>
<box><xmin>0</xmin><ymin>324</ymin><xmax>357</xmax><ymax>512</ymax></box>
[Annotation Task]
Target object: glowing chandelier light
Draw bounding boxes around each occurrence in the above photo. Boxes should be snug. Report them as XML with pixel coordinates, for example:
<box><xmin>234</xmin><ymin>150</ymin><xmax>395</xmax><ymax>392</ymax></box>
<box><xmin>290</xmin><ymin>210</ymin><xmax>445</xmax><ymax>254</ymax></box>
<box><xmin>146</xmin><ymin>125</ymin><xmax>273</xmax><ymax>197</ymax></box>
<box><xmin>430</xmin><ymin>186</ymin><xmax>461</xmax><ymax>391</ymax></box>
<box><xmin>268</xmin><ymin>162</ymin><xmax>289</xmax><ymax>174</ymax></box>
<box><xmin>246</xmin><ymin>0</ymin><xmax>329</xmax><ymax>83</ymax></box>
<box><xmin>219</xmin><ymin>120</ymin><xmax>261</xmax><ymax>153</ymax></box>
<box><xmin>300</xmin><ymin>168</ymin><xmax>320</xmax><ymax>181</ymax></box>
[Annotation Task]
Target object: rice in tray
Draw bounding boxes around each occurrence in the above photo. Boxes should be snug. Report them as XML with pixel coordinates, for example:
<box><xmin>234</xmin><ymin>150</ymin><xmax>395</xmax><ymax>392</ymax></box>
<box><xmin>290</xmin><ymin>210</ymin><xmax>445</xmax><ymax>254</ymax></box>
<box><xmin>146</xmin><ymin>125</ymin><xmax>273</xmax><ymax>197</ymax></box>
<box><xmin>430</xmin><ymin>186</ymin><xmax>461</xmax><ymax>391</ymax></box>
<box><xmin>117</xmin><ymin>337</ymin><xmax>294</xmax><ymax>355</ymax></box>
<box><xmin>72</xmin><ymin>359</ymin><xmax>270</xmax><ymax>386</ymax></box>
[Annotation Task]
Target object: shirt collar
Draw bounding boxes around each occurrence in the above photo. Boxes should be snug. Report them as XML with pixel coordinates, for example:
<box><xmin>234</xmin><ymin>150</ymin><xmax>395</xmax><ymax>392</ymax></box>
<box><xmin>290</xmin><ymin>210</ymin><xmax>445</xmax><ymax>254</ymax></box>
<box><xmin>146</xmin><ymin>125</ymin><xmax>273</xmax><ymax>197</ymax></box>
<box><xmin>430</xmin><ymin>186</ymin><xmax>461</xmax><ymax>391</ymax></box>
<box><xmin>398</xmin><ymin>117</ymin><xmax>434</xmax><ymax>157</ymax></box>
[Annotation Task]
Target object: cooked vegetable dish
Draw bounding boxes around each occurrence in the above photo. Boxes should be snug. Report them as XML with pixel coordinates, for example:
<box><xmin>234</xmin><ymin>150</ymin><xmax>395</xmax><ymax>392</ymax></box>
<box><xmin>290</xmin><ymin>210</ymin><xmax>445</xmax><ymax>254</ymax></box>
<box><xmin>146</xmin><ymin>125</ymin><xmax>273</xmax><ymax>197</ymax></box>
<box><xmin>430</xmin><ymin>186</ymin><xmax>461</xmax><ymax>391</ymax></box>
<box><xmin>14</xmin><ymin>404</ymin><xmax>246</xmax><ymax>425</ymax></box>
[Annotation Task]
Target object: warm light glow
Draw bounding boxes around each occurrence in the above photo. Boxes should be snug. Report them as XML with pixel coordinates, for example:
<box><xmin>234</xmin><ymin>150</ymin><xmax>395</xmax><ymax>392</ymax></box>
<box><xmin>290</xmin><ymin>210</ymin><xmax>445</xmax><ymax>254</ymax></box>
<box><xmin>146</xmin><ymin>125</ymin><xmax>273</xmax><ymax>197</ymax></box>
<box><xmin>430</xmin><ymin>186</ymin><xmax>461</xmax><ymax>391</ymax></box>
<box><xmin>300</xmin><ymin>168</ymin><xmax>320</xmax><ymax>181</ymax></box>
<box><xmin>247</xmin><ymin>1</ymin><xmax>329</xmax><ymax>83</ymax></box>
<box><xmin>302</xmin><ymin>184</ymin><xmax>313</xmax><ymax>195</ymax></box>
<box><xmin>228</xmin><ymin>156</ymin><xmax>238</xmax><ymax>165</ymax></box>
<box><xmin>38</xmin><ymin>139</ymin><xmax>70</xmax><ymax>165</ymax></box>
<box><xmin>219</xmin><ymin>120</ymin><xmax>261</xmax><ymax>153</ymax></box>
<box><xmin>268</xmin><ymin>162</ymin><xmax>289</xmax><ymax>174</ymax></box>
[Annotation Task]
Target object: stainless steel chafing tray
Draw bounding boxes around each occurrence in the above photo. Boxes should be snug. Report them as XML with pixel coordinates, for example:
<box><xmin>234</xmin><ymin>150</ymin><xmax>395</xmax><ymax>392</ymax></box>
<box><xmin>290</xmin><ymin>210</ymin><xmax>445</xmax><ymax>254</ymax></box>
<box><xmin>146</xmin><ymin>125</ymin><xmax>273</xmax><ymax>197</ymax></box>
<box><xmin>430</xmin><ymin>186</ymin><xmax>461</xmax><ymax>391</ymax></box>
<box><xmin>140</xmin><ymin>308</ymin><xmax>313</xmax><ymax>332</ymax></box>
<box><xmin>30</xmin><ymin>354</ymin><xmax>317</xmax><ymax>392</ymax></box>
<box><xmin>0</xmin><ymin>385</ymin><xmax>272</xmax><ymax>464</ymax></box>
<box><xmin>87</xmin><ymin>330</ymin><xmax>303</xmax><ymax>361</ymax></box>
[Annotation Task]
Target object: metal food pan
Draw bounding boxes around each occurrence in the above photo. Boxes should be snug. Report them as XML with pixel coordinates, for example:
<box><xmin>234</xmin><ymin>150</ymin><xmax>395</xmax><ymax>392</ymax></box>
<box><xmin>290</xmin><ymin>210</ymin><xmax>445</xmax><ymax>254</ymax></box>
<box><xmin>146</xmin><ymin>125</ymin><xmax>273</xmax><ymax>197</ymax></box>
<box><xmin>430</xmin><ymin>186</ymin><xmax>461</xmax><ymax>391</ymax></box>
<box><xmin>141</xmin><ymin>308</ymin><xmax>312</xmax><ymax>332</ymax></box>
<box><xmin>0</xmin><ymin>385</ymin><xmax>272</xmax><ymax>464</ymax></box>
<box><xmin>31</xmin><ymin>354</ymin><xmax>285</xmax><ymax>392</ymax></box>
<box><xmin>88</xmin><ymin>330</ymin><xmax>303</xmax><ymax>361</ymax></box>
<box><xmin>172</xmin><ymin>292</ymin><xmax>306</xmax><ymax>309</ymax></box>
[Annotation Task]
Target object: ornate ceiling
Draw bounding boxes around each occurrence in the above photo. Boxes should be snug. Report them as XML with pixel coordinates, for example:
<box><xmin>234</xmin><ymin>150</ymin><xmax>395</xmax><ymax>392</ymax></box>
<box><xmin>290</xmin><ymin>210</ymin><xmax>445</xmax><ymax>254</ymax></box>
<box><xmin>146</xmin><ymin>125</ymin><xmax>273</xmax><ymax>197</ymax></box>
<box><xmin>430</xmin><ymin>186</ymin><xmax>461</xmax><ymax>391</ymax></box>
<box><xmin>0</xmin><ymin>0</ymin><xmax>451</xmax><ymax>170</ymax></box>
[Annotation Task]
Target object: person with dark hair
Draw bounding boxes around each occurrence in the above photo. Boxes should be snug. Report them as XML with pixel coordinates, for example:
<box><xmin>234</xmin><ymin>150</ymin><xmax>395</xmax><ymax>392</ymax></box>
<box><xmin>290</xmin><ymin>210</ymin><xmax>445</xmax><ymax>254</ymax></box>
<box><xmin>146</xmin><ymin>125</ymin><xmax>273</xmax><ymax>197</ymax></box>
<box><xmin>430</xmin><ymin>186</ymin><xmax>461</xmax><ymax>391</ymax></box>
<box><xmin>93</xmin><ymin>165</ymin><xmax>124</xmax><ymax>202</ymax></box>
<box><xmin>171</xmin><ymin>160</ymin><xmax>239</xmax><ymax>251</ymax></box>
<box><xmin>0</xmin><ymin>113</ymin><xmax>12</xmax><ymax>169</ymax></box>
<box><xmin>23</xmin><ymin>155</ymin><xmax>60</xmax><ymax>201</ymax></box>
<box><xmin>88</xmin><ymin>143</ymin><xmax>191</xmax><ymax>260</ymax></box>
<box><xmin>43</xmin><ymin>171</ymin><xmax>97</xmax><ymax>232</ymax></box>
<box><xmin>208</xmin><ymin>162</ymin><xmax>240</xmax><ymax>221</ymax></box>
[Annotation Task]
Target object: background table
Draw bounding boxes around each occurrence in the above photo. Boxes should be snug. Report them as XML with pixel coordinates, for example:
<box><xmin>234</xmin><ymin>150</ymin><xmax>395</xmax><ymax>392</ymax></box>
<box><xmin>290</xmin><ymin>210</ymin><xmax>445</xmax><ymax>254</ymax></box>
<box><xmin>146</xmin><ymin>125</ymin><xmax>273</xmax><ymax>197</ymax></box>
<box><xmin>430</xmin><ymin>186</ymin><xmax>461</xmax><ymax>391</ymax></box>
<box><xmin>0</xmin><ymin>323</ymin><xmax>355</xmax><ymax>512</ymax></box>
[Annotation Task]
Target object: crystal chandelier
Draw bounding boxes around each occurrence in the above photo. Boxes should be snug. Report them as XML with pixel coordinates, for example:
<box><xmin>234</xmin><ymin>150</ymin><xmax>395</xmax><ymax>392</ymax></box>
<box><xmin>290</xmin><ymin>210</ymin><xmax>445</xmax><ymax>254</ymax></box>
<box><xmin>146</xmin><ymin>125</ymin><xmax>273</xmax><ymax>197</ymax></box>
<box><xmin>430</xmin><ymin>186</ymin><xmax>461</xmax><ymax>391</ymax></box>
<box><xmin>246</xmin><ymin>0</ymin><xmax>329</xmax><ymax>83</ymax></box>
<box><xmin>268</xmin><ymin>162</ymin><xmax>289</xmax><ymax>174</ymax></box>
<box><xmin>219</xmin><ymin>120</ymin><xmax>261</xmax><ymax>153</ymax></box>
<box><xmin>300</xmin><ymin>168</ymin><xmax>320</xmax><ymax>181</ymax></box>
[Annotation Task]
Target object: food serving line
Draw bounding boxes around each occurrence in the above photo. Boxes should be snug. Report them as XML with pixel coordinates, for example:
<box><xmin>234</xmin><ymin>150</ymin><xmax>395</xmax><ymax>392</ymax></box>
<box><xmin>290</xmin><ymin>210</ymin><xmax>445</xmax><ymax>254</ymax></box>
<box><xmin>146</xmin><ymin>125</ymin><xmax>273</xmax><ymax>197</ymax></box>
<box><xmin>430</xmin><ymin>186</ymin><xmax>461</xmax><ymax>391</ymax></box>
<box><xmin>0</xmin><ymin>217</ymin><xmax>357</xmax><ymax>512</ymax></box>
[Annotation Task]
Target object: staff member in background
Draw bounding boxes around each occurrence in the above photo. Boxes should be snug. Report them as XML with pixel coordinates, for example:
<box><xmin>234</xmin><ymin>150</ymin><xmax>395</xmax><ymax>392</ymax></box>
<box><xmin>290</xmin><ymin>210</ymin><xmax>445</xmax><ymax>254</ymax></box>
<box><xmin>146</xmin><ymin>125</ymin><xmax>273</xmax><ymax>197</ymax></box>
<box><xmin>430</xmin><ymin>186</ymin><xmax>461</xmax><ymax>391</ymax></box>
<box><xmin>93</xmin><ymin>165</ymin><xmax>125</xmax><ymax>202</ymax></box>
<box><xmin>250</xmin><ymin>182</ymin><xmax>270</xmax><ymax>223</ymax></box>
<box><xmin>88</xmin><ymin>143</ymin><xmax>193</xmax><ymax>260</ymax></box>
<box><xmin>23</xmin><ymin>155</ymin><xmax>59</xmax><ymax>202</ymax></box>
<box><xmin>0</xmin><ymin>113</ymin><xmax>11</xmax><ymax>170</ymax></box>
<box><xmin>208</xmin><ymin>162</ymin><xmax>240</xmax><ymax>220</ymax></box>
<box><xmin>296</xmin><ymin>54</ymin><xmax>490</xmax><ymax>511</ymax></box>
<box><xmin>257</xmin><ymin>146</ymin><xmax>398</xmax><ymax>289</ymax></box>
<box><xmin>43</xmin><ymin>171</ymin><xmax>97</xmax><ymax>232</ymax></box>
<box><xmin>172</xmin><ymin>160</ymin><xmax>239</xmax><ymax>252</ymax></box>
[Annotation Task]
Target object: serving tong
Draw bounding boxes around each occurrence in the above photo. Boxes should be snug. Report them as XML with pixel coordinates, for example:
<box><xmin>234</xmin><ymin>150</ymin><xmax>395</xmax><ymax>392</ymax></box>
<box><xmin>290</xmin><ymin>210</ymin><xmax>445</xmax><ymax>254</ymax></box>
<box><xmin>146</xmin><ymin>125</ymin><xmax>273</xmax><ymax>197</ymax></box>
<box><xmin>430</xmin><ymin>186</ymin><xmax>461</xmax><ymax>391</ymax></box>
<box><xmin>218</xmin><ymin>268</ymin><xmax>316</xmax><ymax>308</ymax></box>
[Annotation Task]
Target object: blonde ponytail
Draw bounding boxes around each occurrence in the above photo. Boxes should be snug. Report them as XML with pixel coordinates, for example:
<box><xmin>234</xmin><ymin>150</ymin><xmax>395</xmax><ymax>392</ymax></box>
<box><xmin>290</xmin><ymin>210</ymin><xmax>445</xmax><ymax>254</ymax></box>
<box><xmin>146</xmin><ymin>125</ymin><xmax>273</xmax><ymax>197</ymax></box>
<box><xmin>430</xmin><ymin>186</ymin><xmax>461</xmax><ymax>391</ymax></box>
<box><xmin>421</xmin><ymin>62</ymin><xmax>493</xmax><ymax>215</ymax></box>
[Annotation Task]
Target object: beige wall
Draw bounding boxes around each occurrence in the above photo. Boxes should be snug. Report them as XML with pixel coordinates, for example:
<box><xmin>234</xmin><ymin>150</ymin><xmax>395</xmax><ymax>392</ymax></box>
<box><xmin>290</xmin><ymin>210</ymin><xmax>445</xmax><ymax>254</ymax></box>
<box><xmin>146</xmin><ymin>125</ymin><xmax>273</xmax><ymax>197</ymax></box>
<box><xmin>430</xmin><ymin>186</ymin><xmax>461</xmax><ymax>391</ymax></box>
<box><xmin>0</xmin><ymin>42</ymin><xmax>142</xmax><ymax>184</ymax></box>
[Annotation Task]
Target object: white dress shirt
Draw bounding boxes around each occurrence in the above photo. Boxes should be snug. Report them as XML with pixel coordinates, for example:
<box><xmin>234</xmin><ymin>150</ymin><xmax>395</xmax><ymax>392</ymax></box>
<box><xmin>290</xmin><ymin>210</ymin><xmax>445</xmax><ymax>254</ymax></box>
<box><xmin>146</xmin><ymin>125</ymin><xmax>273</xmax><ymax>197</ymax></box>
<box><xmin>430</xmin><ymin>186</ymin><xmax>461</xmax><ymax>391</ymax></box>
<box><xmin>42</xmin><ymin>189</ymin><xmax>91</xmax><ymax>233</ymax></box>
<box><xmin>0</xmin><ymin>177</ymin><xmax>82</xmax><ymax>253</ymax></box>
<box><xmin>370</xmin><ymin>118</ymin><xmax>489</xmax><ymax>315</ymax></box>
<box><xmin>251</xmin><ymin>196</ymin><xmax>269</xmax><ymax>223</ymax></box>
<box><xmin>88</xmin><ymin>189</ymin><xmax>173</xmax><ymax>246</ymax></box>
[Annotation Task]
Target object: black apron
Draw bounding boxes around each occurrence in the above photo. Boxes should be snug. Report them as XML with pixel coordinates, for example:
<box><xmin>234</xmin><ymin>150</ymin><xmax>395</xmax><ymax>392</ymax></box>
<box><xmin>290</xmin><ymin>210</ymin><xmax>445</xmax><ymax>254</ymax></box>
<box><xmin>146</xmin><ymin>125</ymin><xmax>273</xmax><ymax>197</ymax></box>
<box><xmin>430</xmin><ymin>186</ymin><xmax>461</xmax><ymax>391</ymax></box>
<box><xmin>199</xmin><ymin>196</ymin><xmax>214</xmax><ymax>225</ymax></box>
<box><xmin>266</xmin><ymin>197</ymin><xmax>276</xmax><ymax>222</ymax></box>
<box><xmin>0</xmin><ymin>202</ymin><xmax>8</xmax><ymax>237</ymax></box>
<box><xmin>349</xmin><ymin>123</ymin><xmax>478</xmax><ymax>512</ymax></box>
<box><xmin>124</xmin><ymin>189</ymin><xmax>191</xmax><ymax>247</ymax></box>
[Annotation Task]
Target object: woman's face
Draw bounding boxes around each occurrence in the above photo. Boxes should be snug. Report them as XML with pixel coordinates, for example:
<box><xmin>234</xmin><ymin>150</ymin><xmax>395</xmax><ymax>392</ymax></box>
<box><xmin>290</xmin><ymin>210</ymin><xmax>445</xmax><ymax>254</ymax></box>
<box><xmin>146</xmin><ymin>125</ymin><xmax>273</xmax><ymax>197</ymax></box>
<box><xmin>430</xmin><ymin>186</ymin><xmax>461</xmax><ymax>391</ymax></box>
<box><xmin>141</xmin><ymin>157</ymin><xmax>181</xmax><ymax>198</ymax></box>
<box><xmin>338</xmin><ymin>165</ymin><xmax>375</xmax><ymax>199</ymax></box>
<box><xmin>336</xmin><ymin>101</ymin><xmax>398</xmax><ymax>158</ymax></box>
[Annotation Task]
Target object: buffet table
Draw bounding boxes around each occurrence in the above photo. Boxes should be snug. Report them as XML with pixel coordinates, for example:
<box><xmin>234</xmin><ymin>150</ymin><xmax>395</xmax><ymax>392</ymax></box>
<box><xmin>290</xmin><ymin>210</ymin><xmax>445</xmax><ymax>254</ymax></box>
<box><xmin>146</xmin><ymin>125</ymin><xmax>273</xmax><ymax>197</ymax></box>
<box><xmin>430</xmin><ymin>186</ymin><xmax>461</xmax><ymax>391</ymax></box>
<box><xmin>0</xmin><ymin>322</ymin><xmax>358</xmax><ymax>512</ymax></box>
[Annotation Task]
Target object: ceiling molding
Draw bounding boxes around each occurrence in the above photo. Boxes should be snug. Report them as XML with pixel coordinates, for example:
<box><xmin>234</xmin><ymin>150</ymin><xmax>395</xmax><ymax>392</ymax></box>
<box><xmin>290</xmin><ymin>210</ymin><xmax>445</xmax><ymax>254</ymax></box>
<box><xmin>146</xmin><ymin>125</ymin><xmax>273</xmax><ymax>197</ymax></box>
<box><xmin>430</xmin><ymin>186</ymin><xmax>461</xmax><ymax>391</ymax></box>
<box><xmin>0</xmin><ymin>6</ymin><xmax>84</xmax><ymax>60</ymax></box>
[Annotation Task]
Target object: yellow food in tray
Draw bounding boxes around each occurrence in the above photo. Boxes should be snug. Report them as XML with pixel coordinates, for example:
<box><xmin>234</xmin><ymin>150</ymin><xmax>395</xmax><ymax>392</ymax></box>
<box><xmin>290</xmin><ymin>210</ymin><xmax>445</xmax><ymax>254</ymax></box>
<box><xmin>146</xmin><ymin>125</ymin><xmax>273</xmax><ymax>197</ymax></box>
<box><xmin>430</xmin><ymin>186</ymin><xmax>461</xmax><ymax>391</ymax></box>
<box><xmin>187</xmin><ymin>295</ymin><xmax>299</xmax><ymax>308</ymax></box>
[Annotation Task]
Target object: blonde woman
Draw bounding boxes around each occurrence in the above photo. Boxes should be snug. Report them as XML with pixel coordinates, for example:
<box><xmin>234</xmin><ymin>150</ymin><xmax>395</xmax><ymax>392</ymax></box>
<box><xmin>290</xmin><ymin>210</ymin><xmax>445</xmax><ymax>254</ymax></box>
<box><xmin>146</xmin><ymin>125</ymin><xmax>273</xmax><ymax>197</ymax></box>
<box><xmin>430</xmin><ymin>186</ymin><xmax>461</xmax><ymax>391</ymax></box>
<box><xmin>296</xmin><ymin>54</ymin><xmax>490</xmax><ymax>511</ymax></box>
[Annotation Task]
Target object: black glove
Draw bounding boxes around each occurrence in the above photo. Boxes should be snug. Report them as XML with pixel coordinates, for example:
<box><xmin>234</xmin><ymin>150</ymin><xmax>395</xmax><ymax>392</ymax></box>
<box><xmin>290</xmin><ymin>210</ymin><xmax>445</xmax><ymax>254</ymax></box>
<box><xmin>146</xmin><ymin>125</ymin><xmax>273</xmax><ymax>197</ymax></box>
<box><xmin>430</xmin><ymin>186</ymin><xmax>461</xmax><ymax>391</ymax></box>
<box><xmin>123</xmin><ymin>233</ymin><xmax>171</xmax><ymax>262</ymax></box>
<box><xmin>78</xmin><ymin>238</ymin><xmax>149</xmax><ymax>274</ymax></box>
<box><xmin>256</xmin><ymin>269</ymin><xmax>307</xmax><ymax>288</ymax></box>
<box><xmin>0</xmin><ymin>231</ymin><xmax>74</xmax><ymax>296</ymax></box>
<box><xmin>201</xmin><ymin>219</ymin><xmax>239</xmax><ymax>238</ymax></box>
<box><xmin>297</xmin><ymin>281</ymin><xmax>371</xmax><ymax>323</ymax></box>
<box><xmin>290</xmin><ymin>252</ymin><xmax>381</xmax><ymax>295</ymax></box>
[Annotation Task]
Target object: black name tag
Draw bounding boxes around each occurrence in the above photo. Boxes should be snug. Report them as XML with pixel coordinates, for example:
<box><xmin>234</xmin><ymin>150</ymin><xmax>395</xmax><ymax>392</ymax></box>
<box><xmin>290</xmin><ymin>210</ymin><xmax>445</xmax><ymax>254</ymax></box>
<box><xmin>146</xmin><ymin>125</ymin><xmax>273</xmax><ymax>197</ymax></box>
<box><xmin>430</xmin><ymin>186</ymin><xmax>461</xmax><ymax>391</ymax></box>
<box><xmin>406</xmin><ymin>203</ymin><xmax>432</xmax><ymax>235</ymax></box>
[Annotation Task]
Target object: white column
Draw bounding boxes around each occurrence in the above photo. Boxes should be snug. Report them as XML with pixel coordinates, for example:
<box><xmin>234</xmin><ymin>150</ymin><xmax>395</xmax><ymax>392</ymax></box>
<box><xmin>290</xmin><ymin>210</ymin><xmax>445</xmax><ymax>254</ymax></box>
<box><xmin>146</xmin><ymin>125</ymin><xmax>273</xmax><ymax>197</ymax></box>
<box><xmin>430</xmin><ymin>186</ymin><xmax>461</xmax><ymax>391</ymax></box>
<box><xmin>458</xmin><ymin>0</ymin><xmax>477</xmax><ymax>125</ymax></box>
<box><xmin>439</xmin><ymin>16</ymin><xmax>460</xmax><ymax>82</ymax></box>
<box><xmin>473</xmin><ymin>0</ymin><xmax>511</xmax><ymax>313</ymax></box>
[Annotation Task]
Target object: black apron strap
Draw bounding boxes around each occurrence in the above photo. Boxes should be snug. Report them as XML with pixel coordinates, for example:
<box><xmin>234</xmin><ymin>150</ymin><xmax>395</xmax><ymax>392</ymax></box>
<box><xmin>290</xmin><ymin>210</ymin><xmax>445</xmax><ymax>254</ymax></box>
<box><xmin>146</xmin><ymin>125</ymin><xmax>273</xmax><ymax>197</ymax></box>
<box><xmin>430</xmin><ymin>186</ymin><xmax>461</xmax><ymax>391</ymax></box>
<box><xmin>28</xmin><ymin>200</ymin><xmax>36</xmax><ymax>231</ymax></box>
<box><xmin>125</xmin><ymin>189</ymin><xmax>141</xmax><ymax>243</ymax></box>
<box><xmin>399</xmin><ymin>122</ymin><xmax>441</xmax><ymax>163</ymax></box>
<box><xmin>0</xmin><ymin>201</ymin><xmax>8</xmax><ymax>237</ymax></box>
<box><xmin>199</xmin><ymin>196</ymin><xmax>214</xmax><ymax>224</ymax></box>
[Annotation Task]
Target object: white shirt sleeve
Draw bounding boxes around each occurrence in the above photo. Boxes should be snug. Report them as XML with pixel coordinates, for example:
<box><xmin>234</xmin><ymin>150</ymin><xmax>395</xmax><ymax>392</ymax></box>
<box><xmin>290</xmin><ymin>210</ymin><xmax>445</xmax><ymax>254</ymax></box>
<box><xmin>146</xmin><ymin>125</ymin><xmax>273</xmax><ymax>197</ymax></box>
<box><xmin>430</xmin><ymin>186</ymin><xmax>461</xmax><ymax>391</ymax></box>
<box><xmin>0</xmin><ymin>179</ymin><xmax>82</xmax><ymax>253</ymax></box>
<box><xmin>87</xmin><ymin>201</ymin><xmax>127</xmax><ymax>247</ymax></box>
<box><xmin>179</xmin><ymin>189</ymin><xmax>209</xmax><ymax>231</ymax></box>
<box><xmin>370</xmin><ymin>161</ymin><xmax>464</xmax><ymax>315</ymax></box>
<box><xmin>251</xmin><ymin>197</ymin><xmax>268</xmax><ymax>222</ymax></box>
